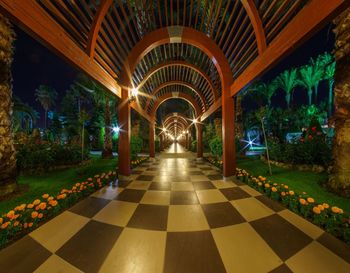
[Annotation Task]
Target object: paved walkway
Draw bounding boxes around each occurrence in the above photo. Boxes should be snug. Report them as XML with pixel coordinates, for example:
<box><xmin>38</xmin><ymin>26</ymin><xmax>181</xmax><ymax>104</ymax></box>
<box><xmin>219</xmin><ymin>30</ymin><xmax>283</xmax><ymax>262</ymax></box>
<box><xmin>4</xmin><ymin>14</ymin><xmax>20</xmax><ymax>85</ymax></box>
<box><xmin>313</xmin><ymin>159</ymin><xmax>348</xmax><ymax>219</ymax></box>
<box><xmin>1</xmin><ymin>143</ymin><xmax>350</xmax><ymax>273</ymax></box>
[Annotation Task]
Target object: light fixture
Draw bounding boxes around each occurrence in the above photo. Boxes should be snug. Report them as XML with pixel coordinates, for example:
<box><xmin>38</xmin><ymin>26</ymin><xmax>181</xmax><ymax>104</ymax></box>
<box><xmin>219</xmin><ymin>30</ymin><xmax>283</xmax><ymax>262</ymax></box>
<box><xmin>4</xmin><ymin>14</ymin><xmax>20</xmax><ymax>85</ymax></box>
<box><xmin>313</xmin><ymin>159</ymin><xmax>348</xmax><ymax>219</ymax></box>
<box><xmin>192</xmin><ymin>118</ymin><xmax>197</xmax><ymax>124</ymax></box>
<box><xmin>162</xmin><ymin>127</ymin><xmax>167</xmax><ymax>132</ymax></box>
<box><xmin>112</xmin><ymin>126</ymin><xmax>120</xmax><ymax>134</ymax></box>
<box><xmin>131</xmin><ymin>87</ymin><xmax>138</xmax><ymax>97</ymax></box>
<box><xmin>128</xmin><ymin>86</ymin><xmax>139</xmax><ymax>103</ymax></box>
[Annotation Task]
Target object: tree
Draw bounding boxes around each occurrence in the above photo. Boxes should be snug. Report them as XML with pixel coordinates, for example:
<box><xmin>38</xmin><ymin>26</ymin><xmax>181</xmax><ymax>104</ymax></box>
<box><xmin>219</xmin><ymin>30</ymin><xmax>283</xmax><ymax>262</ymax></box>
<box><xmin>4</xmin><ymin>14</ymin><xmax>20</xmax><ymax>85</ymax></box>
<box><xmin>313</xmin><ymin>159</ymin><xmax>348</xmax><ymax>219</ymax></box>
<box><xmin>76</xmin><ymin>74</ymin><xmax>115</xmax><ymax>158</ymax></box>
<box><xmin>310</xmin><ymin>56</ymin><xmax>325</xmax><ymax>103</ymax></box>
<box><xmin>12</xmin><ymin>96</ymin><xmax>38</xmax><ymax>133</ymax></box>
<box><xmin>328</xmin><ymin>9</ymin><xmax>350</xmax><ymax>197</ymax></box>
<box><xmin>320</xmin><ymin>52</ymin><xmax>336</xmax><ymax>116</ymax></box>
<box><xmin>298</xmin><ymin>64</ymin><xmax>323</xmax><ymax>105</ymax></box>
<box><xmin>35</xmin><ymin>85</ymin><xmax>57</xmax><ymax>128</ymax></box>
<box><xmin>0</xmin><ymin>14</ymin><xmax>17</xmax><ymax>196</ymax></box>
<box><xmin>276</xmin><ymin>68</ymin><xmax>298</xmax><ymax>108</ymax></box>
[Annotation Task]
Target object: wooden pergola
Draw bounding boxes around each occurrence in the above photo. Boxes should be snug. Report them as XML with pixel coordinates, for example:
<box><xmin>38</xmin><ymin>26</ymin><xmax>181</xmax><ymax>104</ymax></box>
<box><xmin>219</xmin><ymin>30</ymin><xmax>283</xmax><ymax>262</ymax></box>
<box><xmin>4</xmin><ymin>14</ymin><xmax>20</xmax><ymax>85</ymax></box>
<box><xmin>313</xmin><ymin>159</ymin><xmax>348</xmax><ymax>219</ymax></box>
<box><xmin>0</xmin><ymin>0</ymin><xmax>348</xmax><ymax>178</ymax></box>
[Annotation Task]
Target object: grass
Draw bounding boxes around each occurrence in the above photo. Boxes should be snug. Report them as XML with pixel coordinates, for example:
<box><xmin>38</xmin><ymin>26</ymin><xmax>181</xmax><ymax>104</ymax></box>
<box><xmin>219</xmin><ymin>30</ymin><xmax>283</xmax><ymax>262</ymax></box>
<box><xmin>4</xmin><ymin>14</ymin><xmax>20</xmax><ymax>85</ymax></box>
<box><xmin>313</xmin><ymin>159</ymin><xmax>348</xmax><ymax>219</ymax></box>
<box><xmin>237</xmin><ymin>156</ymin><xmax>350</xmax><ymax>213</ymax></box>
<box><xmin>0</xmin><ymin>155</ymin><xmax>117</xmax><ymax>214</ymax></box>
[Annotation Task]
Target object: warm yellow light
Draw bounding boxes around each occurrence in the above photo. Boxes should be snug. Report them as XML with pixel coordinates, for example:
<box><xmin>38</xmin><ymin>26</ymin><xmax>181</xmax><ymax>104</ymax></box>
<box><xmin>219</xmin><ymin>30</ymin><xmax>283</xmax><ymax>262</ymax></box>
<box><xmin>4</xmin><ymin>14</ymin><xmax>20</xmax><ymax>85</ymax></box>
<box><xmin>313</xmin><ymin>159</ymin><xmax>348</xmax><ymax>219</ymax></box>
<box><xmin>131</xmin><ymin>87</ymin><xmax>139</xmax><ymax>97</ymax></box>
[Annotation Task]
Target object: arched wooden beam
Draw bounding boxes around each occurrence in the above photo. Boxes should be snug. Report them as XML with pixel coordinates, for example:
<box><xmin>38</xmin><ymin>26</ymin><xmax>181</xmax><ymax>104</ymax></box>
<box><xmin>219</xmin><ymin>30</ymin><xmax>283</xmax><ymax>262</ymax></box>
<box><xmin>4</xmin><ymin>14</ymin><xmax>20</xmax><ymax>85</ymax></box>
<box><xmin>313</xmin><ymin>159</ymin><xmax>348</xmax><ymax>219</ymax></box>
<box><xmin>150</xmin><ymin>92</ymin><xmax>202</xmax><ymax>118</ymax></box>
<box><xmin>241</xmin><ymin>0</ymin><xmax>267</xmax><ymax>55</ymax></box>
<box><xmin>164</xmin><ymin>119</ymin><xmax>188</xmax><ymax>131</ymax></box>
<box><xmin>138</xmin><ymin>60</ymin><xmax>218</xmax><ymax>100</ymax></box>
<box><xmin>121</xmin><ymin>26</ymin><xmax>233</xmax><ymax>92</ymax></box>
<box><xmin>163</xmin><ymin>113</ymin><xmax>190</xmax><ymax>127</ymax></box>
<box><xmin>87</xmin><ymin>0</ymin><xmax>113</xmax><ymax>57</ymax></box>
<box><xmin>145</xmin><ymin>81</ymin><xmax>207</xmax><ymax>112</ymax></box>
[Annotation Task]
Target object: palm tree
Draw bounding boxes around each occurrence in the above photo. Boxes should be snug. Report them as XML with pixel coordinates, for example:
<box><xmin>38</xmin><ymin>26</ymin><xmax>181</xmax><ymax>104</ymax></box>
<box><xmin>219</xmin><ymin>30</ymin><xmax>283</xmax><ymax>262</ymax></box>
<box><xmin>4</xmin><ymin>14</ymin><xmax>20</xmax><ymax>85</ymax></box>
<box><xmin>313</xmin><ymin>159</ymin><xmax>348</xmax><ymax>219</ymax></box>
<box><xmin>298</xmin><ymin>64</ymin><xmax>323</xmax><ymax>106</ymax></box>
<box><xmin>328</xmin><ymin>8</ymin><xmax>350</xmax><ymax>197</ymax></box>
<box><xmin>76</xmin><ymin>74</ymin><xmax>115</xmax><ymax>159</ymax></box>
<box><xmin>13</xmin><ymin>97</ymin><xmax>39</xmax><ymax>133</ymax></box>
<box><xmin>320</xmin><ymin>53</ymin><xmax>336</xmax><ymax>116</ymax></box>
<box><xmin>276</xmin><ymin>68</ymin><xmax>298</xmax><ymax>108</ymax></box>
<box><xmin>310</xmin><ymin>56</ymin><xmax>325</xmax><ymax>103</ymax></box>
<box><xmin>35</xmin><ymin>85</ymin><xmax>57</xmax><ymax>128</ymax></box>
<box><xmin>0</xmin><ymin>14</ymin><xmax>17</xmax><ymax>196</ymax></box>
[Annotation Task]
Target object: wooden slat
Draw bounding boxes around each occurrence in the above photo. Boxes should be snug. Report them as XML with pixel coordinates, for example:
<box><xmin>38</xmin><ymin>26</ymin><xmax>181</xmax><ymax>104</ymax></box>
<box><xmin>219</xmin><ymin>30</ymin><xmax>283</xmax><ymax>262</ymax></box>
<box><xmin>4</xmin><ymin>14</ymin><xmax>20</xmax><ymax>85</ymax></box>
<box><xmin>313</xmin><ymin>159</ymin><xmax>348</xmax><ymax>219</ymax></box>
<box><xmin>200</xmin><ymin>98</ymin><xmax>222</xmax><ymax>121</ymax></box>
<box><xmin>241</xmin><ymin>0</ymin><xmax>266</xmax><ymax>54</ymax></box>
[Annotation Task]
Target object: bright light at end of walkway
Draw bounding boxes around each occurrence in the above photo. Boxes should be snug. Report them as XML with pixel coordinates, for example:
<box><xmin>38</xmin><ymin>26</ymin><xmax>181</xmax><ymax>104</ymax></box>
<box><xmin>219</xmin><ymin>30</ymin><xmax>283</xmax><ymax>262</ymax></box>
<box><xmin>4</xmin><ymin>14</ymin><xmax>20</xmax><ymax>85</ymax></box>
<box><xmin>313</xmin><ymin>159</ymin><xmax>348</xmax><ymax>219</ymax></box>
<box><xmin>112</xmin><ymin>126</ymin><xmax>120</xmax><ymax>133</ymax></box>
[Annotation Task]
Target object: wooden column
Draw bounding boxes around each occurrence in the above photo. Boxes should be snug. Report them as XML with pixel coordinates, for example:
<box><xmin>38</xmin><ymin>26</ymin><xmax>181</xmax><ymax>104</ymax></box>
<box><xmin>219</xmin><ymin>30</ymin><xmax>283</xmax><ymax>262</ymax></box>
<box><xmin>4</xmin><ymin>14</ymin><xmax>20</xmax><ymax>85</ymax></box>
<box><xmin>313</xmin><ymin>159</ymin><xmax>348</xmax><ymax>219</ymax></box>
<box><xmin>118</xmin><ymin>88</ymin><xmax>131</xmax><ymax>177</ymax></box>
<box><xmin>196</xmin><ymin>124</ymin><xmax>203</xmax><ymax>158</ymax></box>
<box><xmin>222</xmin><ymin>94</ymin><xmax>236</xmax><ymax>177</ymax></box>
<box><xmin>149</xmin><ymin>122</ymin><xmax>155</xmax><ymax>158</ymax></box>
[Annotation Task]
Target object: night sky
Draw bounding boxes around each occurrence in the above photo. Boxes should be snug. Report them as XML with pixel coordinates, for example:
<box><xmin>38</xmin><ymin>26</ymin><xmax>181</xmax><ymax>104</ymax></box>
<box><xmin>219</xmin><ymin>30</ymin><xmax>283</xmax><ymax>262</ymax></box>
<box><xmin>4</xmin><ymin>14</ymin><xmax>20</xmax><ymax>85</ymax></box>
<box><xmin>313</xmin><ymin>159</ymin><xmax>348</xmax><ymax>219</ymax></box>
<box><xmin>11</xmin><ymin>22</ymin><xmax>335</xmax><ymax>125</ymax></box>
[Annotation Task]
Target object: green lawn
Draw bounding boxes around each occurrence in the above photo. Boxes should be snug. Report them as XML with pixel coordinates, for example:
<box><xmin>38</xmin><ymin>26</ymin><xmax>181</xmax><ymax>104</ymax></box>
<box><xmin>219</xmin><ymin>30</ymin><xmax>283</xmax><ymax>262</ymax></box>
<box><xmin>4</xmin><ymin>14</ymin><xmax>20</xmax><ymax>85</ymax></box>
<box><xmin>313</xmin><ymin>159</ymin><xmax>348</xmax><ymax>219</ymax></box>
<box><xmin>0</xmin><ymin>155</ymin><xmax>117</xmax><ymax>214</ymax></box>
<box><xmin>237</xmin><ymin>156</ymin><xmax>350</xmax><ymax>213</ymax></box>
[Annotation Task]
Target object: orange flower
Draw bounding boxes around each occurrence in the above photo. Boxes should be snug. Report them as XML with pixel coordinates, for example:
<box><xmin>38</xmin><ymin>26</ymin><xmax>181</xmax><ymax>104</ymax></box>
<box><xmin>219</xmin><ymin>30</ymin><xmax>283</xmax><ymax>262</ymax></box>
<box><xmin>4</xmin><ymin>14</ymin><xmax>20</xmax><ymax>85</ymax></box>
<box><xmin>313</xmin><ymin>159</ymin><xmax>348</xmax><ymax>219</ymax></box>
<box><xmin>0</xmin><ymin>218</ymin><xmax>3</xmax><ymax>225</ymax></box>
<box><xmin>271</xmin><ymin>187</ymin><xmax>277</xmax><ymax>192</ymax></box>
<box><xmin>31</xmin><ymin>211</ymin><xmax>38</xmax><ymax>219</ymax></box>
<box><xmin>27</xmin><ymin>204</ymin><xmax>34</xmax><ymax>209</ymax></box>
<box><xmin>289</xmin><ymin>191</ymin><xmax>295</xmax><ymax>196</ymax></box>
<box><xmin>1</xmin><ymin>222</ymin><xmax>10</xmax><ymax>229</ymax></box>
<box><xmin>313</xmin><ymin>207</ymin><xmax>321</xmax><ymax>214</ymax></box>
<box><xmin>18</xmin><ymin>204</ymin><xmax>26</xmax><ymax>211</ymax></box>
<box><xmin>33</xmin><ymin>199</ymin><xmax>41</xmax><ymax>206</ymax></box>
<box><xmin>264</xmin><ymin>183</ymin><xmax>270</xmax><ymax>188</ymax></box>
<box><xmin>331</xmin><ymin>207</ymin><xmax>343</xmax><ymax>214</ymax></box>
<box><xmin>47</xmin><ymin>196</ymin><xmax>54</xmax><ymax>201</ymax></box>
<box><xmin>38</xmin><ymin>213</ymin><xmax>43</xmax><ymax>219</ymax></box>
<box><xmin>87</xmin><ymin>178</ymin><xmax>92</xmax><ymax>181</ymax></box>
<box><xmin>318</xmin><ymin>205</ymin><xmax>325</xmax><ymax>211</ymax></box>
<box><xmin>299</xmin><ymin>198</ymin><xmax>307</xmax><ymax>205</ymax></box>
<box><xmin>323</xmin><ymin>203</ymin><xmax>330</xmax><ymax>209</ymax></box>
<box><xmin>28</xmin><ymin>222</ymin><xmax>33</xmax><ymax>228</ymax></box>
<box><xmin>6</xmin><ymin>210</ymin><xmax>15</xmax><ymax>219</ymax></box>
<box><xmin>258</xmin><ymin>182</ymin><xmax>262</xmax><ymax>186</ymax></box>
<box><xmin>49</xmin><ymin>200</ymin><xmax>58</xmax><ymax>207</ymax></box>
<box><xmin>39</xmin><ymin>202</ymin><xmax>47</xmax><ymax>210</ymax></box>
<box><xmin>23</xmin><ymin>223</ymin><xmax>28</xmax><ymax>229</ymax></box>
<box><xmin>284</xmin><ymin>185</ymin><xmax>289</xmax><ymax>189</ymax></box>
<box><xmin>307</xmin><ymin>197</ymin><xmax>314</xmax><ymax>204</ymax></box>
<box><xmin>42</xmin><ymin>194</ymin><xmax>49</xmax><ymax>199</ymax></box>
<box><xmin>13</xmin><ymin>221</ymin><xmax>20</xmax><ymax>227</ymax></box>
<box><xmin>281</xmin><ymin>192</ymin><xmax>286</xmax><ymax>197</ymax></box>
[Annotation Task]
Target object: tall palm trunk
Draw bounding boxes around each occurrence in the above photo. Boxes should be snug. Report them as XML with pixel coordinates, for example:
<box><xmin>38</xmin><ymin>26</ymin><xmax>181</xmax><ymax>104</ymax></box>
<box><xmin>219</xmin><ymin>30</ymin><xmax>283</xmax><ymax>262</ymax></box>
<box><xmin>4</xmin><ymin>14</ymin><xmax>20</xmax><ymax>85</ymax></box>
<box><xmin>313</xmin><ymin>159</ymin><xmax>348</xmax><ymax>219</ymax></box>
<box><xmin>328</xmin><ymin>8</ymin><xmax>350</xmax><ymax>197</ymax></box>
<box><xmin>102</xmin><ymin>97</ymin><xmax>113</xmax><ymax>158</ymax></box>
<box><xmin>328</xmin><ymin>79</ymin><xmax>335</xmax><ymax>116</ymax></box>
<box><xmin>0</xmin><ymin>14</ymin><xmax>17</xmax><ymax>196</ymax></box>
<box><xmin>307</xmin><ymin>88</ymin><xmax>313</xmax><ymax>105</ymax></box>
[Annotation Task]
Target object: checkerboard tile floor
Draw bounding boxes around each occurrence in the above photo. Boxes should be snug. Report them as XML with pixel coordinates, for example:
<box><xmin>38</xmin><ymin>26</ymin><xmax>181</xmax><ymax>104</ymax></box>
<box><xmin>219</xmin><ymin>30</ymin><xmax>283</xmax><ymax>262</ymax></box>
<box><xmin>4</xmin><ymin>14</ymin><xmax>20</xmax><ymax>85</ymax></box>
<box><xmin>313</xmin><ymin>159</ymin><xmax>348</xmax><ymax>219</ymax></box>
<box><xmin>1</xmin><ymin>157</ymin><xmax>350</xmax><ymax>273</ymax></box>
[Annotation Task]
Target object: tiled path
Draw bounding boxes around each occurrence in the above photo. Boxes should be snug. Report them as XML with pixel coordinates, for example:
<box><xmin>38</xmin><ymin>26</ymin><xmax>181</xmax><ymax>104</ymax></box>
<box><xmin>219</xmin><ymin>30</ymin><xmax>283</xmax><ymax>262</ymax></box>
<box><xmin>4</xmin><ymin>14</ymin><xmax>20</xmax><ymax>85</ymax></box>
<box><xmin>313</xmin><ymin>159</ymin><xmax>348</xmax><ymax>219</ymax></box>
<box><xmin>1</xmin><ymin>144</ymin><xmax>350</xmax><ymax>273</ymax></box>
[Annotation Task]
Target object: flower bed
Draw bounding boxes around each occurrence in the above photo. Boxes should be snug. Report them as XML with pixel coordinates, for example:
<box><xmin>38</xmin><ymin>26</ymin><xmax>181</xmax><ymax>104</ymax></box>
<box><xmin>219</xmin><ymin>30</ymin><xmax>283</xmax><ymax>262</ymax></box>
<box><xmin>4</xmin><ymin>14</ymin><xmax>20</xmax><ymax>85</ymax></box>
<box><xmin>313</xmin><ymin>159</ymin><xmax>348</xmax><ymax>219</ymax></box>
<box><xmin>205</xmin><ymin>157</ymin><xmax>350</xmax><ymax>244</ymax></box>
<box><xmin>131</xmin><ymin>156</ymin><xmax>149</xmax><ymax>168</ymax></box>
<box><xmin>0</xmin><ymin>171</ymin><xmax>117</xmax><ymax>249</ymax></box>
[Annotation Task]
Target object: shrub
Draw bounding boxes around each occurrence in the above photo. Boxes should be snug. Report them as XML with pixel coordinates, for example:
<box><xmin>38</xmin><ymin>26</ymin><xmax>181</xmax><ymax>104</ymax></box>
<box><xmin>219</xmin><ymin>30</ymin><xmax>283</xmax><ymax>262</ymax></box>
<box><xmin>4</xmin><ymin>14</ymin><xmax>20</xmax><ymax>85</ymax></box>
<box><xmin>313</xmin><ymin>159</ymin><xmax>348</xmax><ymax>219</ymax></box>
<box><xmin>209</xmin><ymin>137</ymin><xmax>223</xmax><ymax>158</ymax></box>
<box><xmin>268</xmin><ymin>139</ymin><xmax>331</xmax><ymax>166</ymax></box>
<box><xmin>16</xmin><ymin>144</ymin><xmax>89</xmax><ymax>173</ymax></box>
<box><xmin>131</xmin><ymin>136</ymin><xmax>143</xmax><ymax>159</ymax></box>
<box><xmin>155</xmin><ymin>140</ymin><xmax>160</xmax><ymax>152</ymax></box>
<box><xmin>191</xmin><ymin>140</ymin><xmax>197</xmax><ymax>152</ymax></box>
